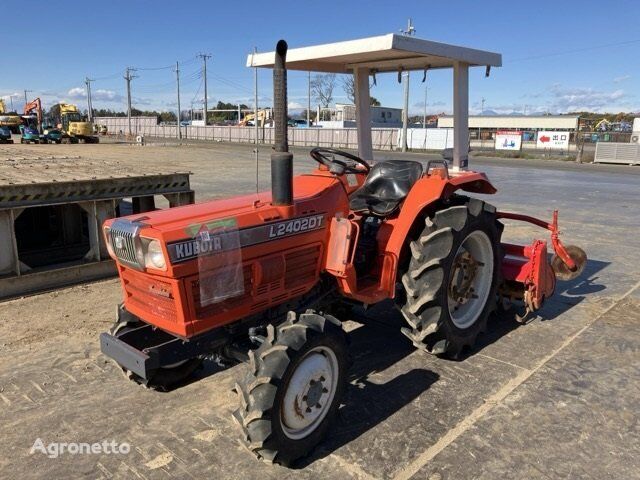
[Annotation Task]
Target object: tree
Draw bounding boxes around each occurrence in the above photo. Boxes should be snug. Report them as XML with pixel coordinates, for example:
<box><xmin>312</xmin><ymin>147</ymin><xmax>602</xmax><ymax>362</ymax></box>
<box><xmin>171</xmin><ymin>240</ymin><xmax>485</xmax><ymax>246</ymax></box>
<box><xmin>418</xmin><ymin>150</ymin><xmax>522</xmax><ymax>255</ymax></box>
<box><xmin>311</xmin><ymin>74</ymin><xmax>336</xmax><ymax>107</ymax></box>
<box><xmin>341</xmin><ymin>75</ymin><xmax>381</xmax><ymax>106</ymax></box>
<box><xmin>341</xmin><ymin>75</ymin><xmax>356</xmax><ymax>104</ymax></box>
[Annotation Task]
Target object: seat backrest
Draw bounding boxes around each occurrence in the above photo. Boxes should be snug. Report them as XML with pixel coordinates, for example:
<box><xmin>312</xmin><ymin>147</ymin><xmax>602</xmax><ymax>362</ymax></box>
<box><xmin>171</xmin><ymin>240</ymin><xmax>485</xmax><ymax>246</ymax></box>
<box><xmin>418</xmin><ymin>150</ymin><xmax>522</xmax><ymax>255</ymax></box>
<box><xmin>361</xmin><ymin>160</ymin><xmax>423</xmax><ymax>200</ymax></box>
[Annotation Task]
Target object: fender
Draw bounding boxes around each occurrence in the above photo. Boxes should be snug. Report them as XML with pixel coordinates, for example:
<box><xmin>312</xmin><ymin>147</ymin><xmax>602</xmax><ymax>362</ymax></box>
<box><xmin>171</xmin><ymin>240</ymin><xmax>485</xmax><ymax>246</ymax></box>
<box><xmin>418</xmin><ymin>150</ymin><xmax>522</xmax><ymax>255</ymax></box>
<box><xmin>379</xmin><ymin>171</ymin><xmax>497</xmax><ymax>295</ymax></box>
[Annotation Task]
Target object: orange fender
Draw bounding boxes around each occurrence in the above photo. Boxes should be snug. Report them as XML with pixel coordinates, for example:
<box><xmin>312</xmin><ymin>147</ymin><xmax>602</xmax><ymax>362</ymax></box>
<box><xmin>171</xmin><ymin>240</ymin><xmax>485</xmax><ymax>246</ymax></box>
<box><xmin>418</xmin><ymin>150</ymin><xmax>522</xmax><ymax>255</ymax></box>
<box><xmin>379</xmin><ymin>171</ymin><xmax>497</xmax><ymax>296</ymax></box>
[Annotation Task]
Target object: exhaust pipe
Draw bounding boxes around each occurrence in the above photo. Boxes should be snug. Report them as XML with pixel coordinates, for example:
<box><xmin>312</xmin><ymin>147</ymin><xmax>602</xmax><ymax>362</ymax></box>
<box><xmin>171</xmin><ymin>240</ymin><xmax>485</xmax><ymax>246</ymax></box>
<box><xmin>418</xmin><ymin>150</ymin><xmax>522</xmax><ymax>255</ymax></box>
<box><xmin>271</xmin><ymin>39</ymin><xmax>293</xmax><ymax>206</ymax></box>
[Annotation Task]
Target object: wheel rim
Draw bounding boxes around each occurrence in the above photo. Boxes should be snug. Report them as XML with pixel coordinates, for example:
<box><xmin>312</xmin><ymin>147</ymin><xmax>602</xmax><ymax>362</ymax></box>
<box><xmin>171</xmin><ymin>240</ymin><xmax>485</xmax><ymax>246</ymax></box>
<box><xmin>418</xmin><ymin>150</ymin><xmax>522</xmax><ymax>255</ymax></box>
<box><xmin>281</xmin><ymin>346</ymin><xmax>339</xmax><ymax>440</ymax></box>
<box><xmin>447</xmin><ymin>230</ymin><xmax>494</xmax><ymax>329</ymax></box>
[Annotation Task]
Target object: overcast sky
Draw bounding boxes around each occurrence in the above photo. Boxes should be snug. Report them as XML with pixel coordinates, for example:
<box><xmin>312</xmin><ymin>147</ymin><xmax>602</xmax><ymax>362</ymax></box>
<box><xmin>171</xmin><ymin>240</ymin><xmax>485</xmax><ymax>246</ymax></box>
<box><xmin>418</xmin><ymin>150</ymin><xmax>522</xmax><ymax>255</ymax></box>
<box><xmin>2</xmin><ymin>0</ymin><xmax>639</xmax><ymax>115</ymax></box>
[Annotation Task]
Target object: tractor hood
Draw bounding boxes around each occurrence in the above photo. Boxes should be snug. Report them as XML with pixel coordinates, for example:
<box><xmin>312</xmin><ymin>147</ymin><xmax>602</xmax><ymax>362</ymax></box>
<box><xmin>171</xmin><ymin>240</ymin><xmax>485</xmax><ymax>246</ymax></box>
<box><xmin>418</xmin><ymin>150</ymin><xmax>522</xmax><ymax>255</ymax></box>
<box><xmin>115</xmin><ymin>174</ymin><xmax>338</xmax><ymax>243</ymax></box>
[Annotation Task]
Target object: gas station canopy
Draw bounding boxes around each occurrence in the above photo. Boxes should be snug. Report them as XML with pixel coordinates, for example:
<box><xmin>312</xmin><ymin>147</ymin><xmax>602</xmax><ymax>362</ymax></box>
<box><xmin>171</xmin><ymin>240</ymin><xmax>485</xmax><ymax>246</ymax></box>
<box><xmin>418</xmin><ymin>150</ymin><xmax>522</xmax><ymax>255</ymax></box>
<box><xmin>247</xmin><ymin>33</ymin><xmax>502</xmax><ymax>73</ymax></box>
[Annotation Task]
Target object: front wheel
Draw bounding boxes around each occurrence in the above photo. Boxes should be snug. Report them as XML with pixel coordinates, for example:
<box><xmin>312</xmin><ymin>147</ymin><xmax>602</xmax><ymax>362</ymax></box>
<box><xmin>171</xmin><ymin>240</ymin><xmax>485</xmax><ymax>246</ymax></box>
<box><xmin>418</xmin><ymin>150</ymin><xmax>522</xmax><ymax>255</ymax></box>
<box><xmin>398</xmin><ymin>197</ymin><xmax>503</xmax><ymax>358</ymax></box>
<box><xmin>233</xmin><ymin>310</ymin><xmax>349</xmax><ymax>466</ymax></box>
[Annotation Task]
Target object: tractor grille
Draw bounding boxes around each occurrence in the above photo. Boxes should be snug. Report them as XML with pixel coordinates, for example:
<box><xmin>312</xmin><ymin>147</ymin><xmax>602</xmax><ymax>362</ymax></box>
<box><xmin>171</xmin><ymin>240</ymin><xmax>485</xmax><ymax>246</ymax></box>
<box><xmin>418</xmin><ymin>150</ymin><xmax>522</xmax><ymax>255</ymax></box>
<box><xmin>122</xmin><ymin>268</ymin><xmax>178</xmax><ymax>323</ymax></box>
<box><xmin>109</xmin><ymin>220</ymin><xmax>142</xmax><ymax>269</ymax></box>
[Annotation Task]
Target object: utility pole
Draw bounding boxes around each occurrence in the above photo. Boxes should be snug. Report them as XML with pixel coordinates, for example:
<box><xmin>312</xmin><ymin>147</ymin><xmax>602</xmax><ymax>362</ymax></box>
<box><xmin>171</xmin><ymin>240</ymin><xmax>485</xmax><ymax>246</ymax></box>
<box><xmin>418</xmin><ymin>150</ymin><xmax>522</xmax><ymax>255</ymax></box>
<box><xmin>423</xmin><ymin>86</ymin><xmax>428</xmax><ymax>129</ymax></box>
<box><xmin>198</xmin><ymin>53</ymin><xmax>212</xmax><ymax>125</ymax></box>
<box><xmin>307</xmin><ymin>71</ymin><xmax>311</xmax><ymax>127</ymax></box>
<box><xmin>400</xmin><ymin>18</ymin><xmax>415</xmax><ymax>152</ymax></box>
<box><xmin>9</xmin><ymin>95</ymin><xmax>14</xmax><ymax>111</ymax></box>
<box><xmin>175</xmin><ymin>61</ymin><xmax>182</xmax><ymax>140</ymax></box>
<box><xmin>124</xmin><ymin>67</ymin><xmax>137</xmax><ymax>135</ymax></box>
<box><xmin>253</xmin><ymin>47</ymin><xmax>259</xmax><ymax>194</ymax></box>
<box><xmin>481</xmin><ymin>97</ymin><xmax>485</xmax><ymax>115</ymax></box>
<box><xmin>85</xmin><ymin>77</ymin><xmax>94</xmax><ymax>121</ymax></box>
<box><xmin>23</xmin><ymin>90</ymin><xmax>32</xmax><ymax>108</ymax></box>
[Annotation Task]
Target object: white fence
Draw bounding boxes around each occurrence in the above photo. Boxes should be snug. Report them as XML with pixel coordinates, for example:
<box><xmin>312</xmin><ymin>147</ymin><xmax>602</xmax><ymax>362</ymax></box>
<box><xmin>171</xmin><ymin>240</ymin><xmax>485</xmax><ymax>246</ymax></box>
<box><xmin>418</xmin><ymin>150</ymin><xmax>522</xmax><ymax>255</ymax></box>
<box><xmin>97</xmin><ymin>117</ymin><xmax>399</xmax><ymax>151</ymax></box>
<box><xmin>399</xmin><ymin>128</ymin><xmax>454</xmax><ymax>150</ymax></box>
<box><xmin>95</xmin><ymin>117</ymin><xmax>578</xmax><ymax>154</ymax></box>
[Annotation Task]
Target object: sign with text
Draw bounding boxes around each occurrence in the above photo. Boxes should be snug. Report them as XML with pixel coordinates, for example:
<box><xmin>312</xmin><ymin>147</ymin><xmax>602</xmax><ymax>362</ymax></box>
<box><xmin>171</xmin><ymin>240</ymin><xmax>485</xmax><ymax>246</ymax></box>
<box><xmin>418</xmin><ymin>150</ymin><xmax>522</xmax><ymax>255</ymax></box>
<box><xmin>537</xmin><ymin>131</ymin><xmax>570</xmax><ymax>150</ymax></box>
<box><xmin>495</xmin><ymin>131</ymin><xmax>522</xmax><ymax>151</ymax></box>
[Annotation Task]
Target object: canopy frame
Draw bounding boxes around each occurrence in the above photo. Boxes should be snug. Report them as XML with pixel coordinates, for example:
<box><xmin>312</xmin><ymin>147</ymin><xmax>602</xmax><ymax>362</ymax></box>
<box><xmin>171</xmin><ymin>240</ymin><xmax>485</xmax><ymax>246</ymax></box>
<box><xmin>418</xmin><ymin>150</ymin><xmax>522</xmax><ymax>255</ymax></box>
<box><xmin>248</xmin><ymin>34</ymin><xmax>502</xmax><ymax>170</ymax></box>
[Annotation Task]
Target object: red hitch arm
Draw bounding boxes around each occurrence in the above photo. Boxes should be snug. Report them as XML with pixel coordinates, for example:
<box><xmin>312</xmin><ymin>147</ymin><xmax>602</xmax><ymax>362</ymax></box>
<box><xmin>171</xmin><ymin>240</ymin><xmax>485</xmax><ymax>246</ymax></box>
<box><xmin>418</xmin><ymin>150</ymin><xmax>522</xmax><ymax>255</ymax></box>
<box><xmin>496</xmin><ymin>210</ymin><xmax>577</xmax><ymax>272</ymax></box>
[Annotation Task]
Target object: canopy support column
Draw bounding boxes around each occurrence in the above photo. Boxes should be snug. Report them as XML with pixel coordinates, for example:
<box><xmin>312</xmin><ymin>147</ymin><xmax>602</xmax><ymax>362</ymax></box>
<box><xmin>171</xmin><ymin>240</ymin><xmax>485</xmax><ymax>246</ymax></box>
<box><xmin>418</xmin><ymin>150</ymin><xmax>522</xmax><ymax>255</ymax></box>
<box><xmin>354</xmin><ymin>67</ymin><xmax>373</xmax><ymax>161</ymax></box>
<box><xmin>453</xmin><ymin>61</ymin><xmax>469</xmax><ymax>171</ymax></box>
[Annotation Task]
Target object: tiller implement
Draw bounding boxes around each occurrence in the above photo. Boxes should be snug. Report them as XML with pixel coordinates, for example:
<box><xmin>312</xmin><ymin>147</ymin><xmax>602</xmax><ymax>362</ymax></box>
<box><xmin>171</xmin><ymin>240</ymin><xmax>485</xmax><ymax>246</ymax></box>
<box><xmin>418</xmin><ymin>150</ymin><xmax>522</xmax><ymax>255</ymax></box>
<box><xmin>100</xmin><ymin>34</ymin><xmax>586</xmax><ymax>465</ymax></box>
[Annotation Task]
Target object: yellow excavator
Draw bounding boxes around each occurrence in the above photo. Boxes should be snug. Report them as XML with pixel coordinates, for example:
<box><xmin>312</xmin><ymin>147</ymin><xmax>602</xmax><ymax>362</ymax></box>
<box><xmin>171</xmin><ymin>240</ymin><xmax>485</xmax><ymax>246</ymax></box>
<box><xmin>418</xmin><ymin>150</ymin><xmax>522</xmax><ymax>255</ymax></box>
<box><xmin>49</xmin><ymin>103</ymin><xmax>99</xmax><ymax>143</ymax></box>
<box><xmin>239</xmin><ymin>109</ymin><xmax>271</xmax><ymax>127</ymax></box>
<box><xmin>0</xmin><ymin>99</ymin><xmax>24</xmax><ymax>133</ymax></box>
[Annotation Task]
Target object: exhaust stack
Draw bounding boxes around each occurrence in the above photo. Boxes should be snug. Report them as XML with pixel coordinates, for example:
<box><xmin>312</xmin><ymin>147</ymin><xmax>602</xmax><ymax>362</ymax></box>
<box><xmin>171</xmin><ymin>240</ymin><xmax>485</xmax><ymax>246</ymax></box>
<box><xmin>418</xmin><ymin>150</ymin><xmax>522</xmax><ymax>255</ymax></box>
<box><xmin>271</xmin><ymin>40</ymin><xmax>293</xmax><ymax>206</ymax></box>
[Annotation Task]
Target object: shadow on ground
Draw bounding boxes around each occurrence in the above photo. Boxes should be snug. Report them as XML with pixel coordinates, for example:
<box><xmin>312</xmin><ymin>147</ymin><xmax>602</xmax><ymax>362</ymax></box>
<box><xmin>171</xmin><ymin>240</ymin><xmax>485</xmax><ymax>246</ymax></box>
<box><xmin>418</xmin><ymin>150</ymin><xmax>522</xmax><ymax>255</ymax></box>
<box><xmin>298</xmin><ymin>302</ymin><xmax>439</xmax><ymax>468</ymax></box>
<box><xmin>142</xmin><ymin>257</ymin><xmax>608</xmax><ymax>466</ymax></box>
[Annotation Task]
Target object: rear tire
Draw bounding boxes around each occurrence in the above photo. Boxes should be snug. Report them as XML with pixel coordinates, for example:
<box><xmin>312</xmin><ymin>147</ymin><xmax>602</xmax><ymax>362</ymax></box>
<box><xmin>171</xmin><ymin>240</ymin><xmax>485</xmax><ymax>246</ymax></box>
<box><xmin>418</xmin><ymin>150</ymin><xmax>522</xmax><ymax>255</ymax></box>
<box><xmin>398</xmin><ymin>197</ymin><xmax>503</xmax><ymax>358</ymax></box>
<box><xmin>233</xmin><ymin>310</ymin><xmax>349</xmax><ymax>466</ymax></box>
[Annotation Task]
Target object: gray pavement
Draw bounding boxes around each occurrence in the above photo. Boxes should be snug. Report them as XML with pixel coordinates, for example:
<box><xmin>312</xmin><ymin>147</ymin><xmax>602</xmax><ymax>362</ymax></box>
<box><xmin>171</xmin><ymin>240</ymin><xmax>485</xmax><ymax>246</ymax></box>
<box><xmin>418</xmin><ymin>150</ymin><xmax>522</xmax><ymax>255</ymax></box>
<box><xmin>0</xmin><ymin>141</ymin><xmax>638</xmax><ymax>479</ymax></box>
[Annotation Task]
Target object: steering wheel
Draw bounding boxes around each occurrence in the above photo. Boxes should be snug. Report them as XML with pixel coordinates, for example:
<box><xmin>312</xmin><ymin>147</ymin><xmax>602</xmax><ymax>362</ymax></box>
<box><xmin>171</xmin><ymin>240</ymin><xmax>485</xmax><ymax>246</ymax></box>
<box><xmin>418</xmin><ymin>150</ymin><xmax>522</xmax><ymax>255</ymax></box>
<box><xmin>310</xmin><ymin>147</ymin><xmax>371</xmax><ymax>175</ymax></box>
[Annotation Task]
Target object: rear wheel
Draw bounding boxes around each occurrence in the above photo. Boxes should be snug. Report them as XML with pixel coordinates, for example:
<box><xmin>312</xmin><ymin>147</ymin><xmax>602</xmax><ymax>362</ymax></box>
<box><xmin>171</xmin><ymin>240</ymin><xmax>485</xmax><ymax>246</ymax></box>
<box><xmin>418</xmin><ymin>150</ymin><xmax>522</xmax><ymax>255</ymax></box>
<box><xmin>398</xmin><ymin>197</ymin><xmax>503</xmax><ymax>358</ymax></box>
<box><xmin>233</xmin><ymin>310</ymin><xmax>349</xmax><ymax>466</ymax></box>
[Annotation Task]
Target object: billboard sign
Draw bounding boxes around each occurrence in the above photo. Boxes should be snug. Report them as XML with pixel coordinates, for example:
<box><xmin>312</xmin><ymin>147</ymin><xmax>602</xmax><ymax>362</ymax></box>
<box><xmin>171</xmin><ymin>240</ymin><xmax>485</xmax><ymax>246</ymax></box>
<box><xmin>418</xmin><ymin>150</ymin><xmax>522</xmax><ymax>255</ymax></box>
<box><xmin>537</xmin><ymin>131</ymin><xmax>570</xmax><ymax>150</ymax></box>
<box><xmin>495</xmin><ymin>130</ymin><xmax>522</xmax><ymax>151</ymax></box>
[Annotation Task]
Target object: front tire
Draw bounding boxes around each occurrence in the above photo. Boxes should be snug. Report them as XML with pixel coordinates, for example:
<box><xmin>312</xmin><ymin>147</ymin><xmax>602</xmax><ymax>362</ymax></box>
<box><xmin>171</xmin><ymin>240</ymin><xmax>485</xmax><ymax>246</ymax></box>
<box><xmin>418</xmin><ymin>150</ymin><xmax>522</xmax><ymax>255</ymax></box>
<box><xmin>398</xmin><ymin>197</ymin><xmax>503</xmax><ymax>358</ymax></box>
<box><xmin>233</xmin><ymin>310</ymin><xmax>349</xmax><ymax>466</ymax></box>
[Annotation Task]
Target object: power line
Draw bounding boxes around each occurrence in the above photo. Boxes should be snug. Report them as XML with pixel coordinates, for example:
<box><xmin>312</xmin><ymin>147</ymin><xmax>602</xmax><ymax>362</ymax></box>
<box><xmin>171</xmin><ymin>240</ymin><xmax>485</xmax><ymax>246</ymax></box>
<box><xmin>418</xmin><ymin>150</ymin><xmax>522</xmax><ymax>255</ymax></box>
<box><xmin>509</xmin><ymin>38</ymin><xmax>640</xmax><ymax>63</ymax></box>
<box><xmin>191</xmin><ymin>75</ymin><xmax>204</xmax><ymax>104</ymax></box>
<box><xmin>91</xmin><ymin>72</ymin><xmax>122</xmax><ymax>82</ymax></box>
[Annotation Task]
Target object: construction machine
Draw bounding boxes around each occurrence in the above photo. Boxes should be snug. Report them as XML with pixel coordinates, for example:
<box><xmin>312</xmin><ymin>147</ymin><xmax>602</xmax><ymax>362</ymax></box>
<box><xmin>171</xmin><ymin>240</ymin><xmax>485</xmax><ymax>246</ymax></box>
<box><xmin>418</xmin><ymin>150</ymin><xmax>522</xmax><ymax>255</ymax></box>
<box><xmin>239</xmin><ymin>108</ymin><xmax>271</xmax><ymax>126</ymax></box>
<box><xmin>0</xmin><ymin>126</ymin><xmax>13</xmax><ymax>144</ymax></box>
<box><xmin>49</xmin><ymin>103</ymin><xmax>99</xmax><ymax>143</ymax></box>
<box><xmin>0</xmin><ymin>99</ymin><xmax>24</xmax><ymax>134</ymax></box>
<box><xmin>100</xmin><ymin>35</ymin><xmax>587</xmax><ymax>466</ymax></box>
<box><xmin>23</xmin><ymin>97</ymin><xmax>43</xmax><ymax>134</ymax></box>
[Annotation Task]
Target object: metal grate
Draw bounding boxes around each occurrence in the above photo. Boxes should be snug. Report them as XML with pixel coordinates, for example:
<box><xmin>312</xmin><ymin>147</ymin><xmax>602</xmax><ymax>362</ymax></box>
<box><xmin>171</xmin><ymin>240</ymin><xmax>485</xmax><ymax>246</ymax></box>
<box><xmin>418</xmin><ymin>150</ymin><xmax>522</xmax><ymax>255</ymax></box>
<box><xmin>109</xmin><ymin>219</ymin><xmax>143</xmax><ymax>269</ymax></box>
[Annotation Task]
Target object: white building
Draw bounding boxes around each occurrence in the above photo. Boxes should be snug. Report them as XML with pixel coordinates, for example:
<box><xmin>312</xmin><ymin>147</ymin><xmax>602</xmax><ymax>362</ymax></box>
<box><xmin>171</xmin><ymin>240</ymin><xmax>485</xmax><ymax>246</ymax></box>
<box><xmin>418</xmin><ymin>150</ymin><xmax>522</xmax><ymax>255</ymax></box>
<box><xmin>318</xmin><ymin>103</ymin><xmax>402</xmax><ymax>128</ymax></box>
<box><xmin>438</xmin><ymin>115</ymin><xmax>579</xmax><ymax>131</ymax></box>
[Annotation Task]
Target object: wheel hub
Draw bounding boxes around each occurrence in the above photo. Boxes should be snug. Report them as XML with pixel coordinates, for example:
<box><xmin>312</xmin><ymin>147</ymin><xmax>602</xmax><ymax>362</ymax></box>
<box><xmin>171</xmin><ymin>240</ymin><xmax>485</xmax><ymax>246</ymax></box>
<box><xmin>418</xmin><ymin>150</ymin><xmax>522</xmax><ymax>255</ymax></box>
<box><xmin>447</xmin><ymin>230</ymin><xmax>495</xmax><ymax>329</ymax></box>
<box><xmin>281</xmin><ymin>348</ymin><xmax>339</xmax><ymax>440</ymax></box>
<box><xmin>449</xmin><ymin>251</ymin><xmax>481</xmax><ymax>306</ymax></box>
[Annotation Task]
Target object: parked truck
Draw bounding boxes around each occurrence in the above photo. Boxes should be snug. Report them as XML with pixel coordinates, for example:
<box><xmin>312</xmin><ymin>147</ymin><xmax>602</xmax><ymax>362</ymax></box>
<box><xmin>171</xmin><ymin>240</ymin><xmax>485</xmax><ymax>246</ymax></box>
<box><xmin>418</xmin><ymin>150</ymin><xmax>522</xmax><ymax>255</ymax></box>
<box><xmin>48</xmin><ymin>103</ymin><xmax>99</xmax><ymax>143</ymax></box>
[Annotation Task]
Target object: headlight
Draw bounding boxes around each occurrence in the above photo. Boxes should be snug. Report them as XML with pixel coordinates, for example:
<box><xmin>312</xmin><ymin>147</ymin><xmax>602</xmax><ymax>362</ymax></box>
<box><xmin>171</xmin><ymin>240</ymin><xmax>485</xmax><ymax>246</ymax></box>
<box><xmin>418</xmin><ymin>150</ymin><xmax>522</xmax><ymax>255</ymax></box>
<box><xmin>103</xmin><ymin>226</ymin><xmax>115</xmax><ymax>258</ymax></box>
<box><xmin>142</xmin><ymin>238</ymin><xmax>166</xmax><ymax>270</ymax></box>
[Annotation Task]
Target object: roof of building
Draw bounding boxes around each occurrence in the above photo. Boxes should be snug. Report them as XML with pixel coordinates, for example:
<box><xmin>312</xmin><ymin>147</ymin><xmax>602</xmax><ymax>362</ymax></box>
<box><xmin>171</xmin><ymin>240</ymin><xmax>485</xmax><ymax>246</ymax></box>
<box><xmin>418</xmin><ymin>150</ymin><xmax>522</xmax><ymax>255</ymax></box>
<box><xmin>439</xmin><ymin>115</ymin><xmax>579</xmax><ymax>120</ymax></box>
<box><xmin>247</xmin><ymin>34</ymin><xmax>502</xmax><ymax>73</ymax></box>
<box><xmin>437</xmin><ymin>115</ymin><xmax>580</xmax><ymax>130</ymax></box>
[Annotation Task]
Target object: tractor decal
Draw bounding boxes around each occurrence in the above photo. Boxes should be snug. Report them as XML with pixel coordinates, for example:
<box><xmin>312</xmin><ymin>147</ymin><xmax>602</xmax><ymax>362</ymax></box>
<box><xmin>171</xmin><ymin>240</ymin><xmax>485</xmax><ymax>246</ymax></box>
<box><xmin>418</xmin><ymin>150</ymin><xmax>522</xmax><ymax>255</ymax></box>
<box><xmin>167</xmin><ymin>213</ymin><xmax>325</xmax><ymax>264</ymax></box>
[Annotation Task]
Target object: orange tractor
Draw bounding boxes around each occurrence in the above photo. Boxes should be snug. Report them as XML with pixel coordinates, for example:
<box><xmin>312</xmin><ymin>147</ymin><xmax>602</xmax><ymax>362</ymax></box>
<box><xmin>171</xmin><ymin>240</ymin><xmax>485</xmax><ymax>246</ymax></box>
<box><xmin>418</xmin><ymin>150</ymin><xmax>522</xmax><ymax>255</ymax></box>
<box><xmin>100</xmin><ymin>35</ymin><xmax>586</xmax><ymax>465</ymax></box>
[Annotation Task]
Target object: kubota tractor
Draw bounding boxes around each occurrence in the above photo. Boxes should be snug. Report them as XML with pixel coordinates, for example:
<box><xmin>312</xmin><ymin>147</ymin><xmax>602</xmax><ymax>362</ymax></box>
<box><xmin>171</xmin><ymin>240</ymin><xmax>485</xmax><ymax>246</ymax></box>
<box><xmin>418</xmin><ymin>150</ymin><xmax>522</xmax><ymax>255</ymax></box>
<box><xmin>100</xmin><ymin>35</ymin><xmax>586</xmax><ymax>466</ymax></box>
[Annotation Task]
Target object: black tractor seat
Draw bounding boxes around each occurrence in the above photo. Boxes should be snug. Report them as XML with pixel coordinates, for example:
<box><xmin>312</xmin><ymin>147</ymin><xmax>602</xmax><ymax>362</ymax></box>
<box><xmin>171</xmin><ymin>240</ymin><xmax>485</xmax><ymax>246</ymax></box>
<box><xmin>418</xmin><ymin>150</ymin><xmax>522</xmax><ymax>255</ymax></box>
<box><xmin>349</xmin><ymin>160</ymin><xmax>424</xmax><ymax>217</ymax></box>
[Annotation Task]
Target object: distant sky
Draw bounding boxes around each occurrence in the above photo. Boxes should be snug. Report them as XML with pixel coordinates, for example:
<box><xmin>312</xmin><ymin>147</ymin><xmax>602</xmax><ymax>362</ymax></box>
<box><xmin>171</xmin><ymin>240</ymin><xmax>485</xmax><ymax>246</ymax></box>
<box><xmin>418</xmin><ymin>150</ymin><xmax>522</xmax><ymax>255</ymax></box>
<box><xmin>2</xmin><ymin>0</ymin><xmax>639</xmax><ymax>115</ymax></box>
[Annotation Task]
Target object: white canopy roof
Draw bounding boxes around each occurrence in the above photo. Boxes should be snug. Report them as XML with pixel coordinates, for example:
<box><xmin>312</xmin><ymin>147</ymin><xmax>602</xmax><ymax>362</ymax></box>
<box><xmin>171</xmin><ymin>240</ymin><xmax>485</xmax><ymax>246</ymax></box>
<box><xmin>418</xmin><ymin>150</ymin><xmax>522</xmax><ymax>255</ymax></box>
<box><xmin>247</xmin><ymin>33</ymin><xmax>502</xmax><ymax>73</ymax></box>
